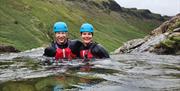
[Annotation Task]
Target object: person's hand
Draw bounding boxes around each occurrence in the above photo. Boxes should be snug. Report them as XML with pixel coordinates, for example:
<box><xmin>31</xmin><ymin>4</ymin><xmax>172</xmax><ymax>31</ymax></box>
<box><xmin>43</xmin><ymin>47</ymin><xmax>56</xmax><ymax>57</ymax></box>
<box><xmin>82</xmin><ymin>56</ymin><xmax>90</xmax><ymax>63</ymax></box>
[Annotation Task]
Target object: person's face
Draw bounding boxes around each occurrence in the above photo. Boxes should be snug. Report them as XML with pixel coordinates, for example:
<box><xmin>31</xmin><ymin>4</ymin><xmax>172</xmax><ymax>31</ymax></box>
<box><xmin>55</xmin><ymin>32</ymin><xmax>68</xmax><ymax>44</ymax></box>
<box><xmin>81</xmin><ymin>32</ymin><xmax>93</xmax><ymax>45</ymax></box>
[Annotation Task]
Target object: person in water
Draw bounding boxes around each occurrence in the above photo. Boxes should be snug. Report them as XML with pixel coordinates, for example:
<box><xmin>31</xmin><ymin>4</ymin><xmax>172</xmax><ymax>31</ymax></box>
<box><xmin>43</xmin><ymin>21</ymin><xmax>81</xmax><ymax>61</ymax></box>
<box><xmin>79</xmin><ymin>23</ymin><xmax>110</xmax><ymax>61</ymax></box>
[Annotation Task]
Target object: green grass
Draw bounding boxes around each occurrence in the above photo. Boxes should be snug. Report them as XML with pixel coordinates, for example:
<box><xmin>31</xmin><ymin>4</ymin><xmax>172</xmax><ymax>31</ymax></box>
<box><xmin>0</xmin><ymin>0</ymin><xmax>165</xmax><ymax>52</ymax></box>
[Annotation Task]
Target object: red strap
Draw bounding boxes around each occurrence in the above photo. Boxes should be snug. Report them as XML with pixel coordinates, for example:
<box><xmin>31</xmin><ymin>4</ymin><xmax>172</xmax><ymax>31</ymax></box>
<box><xmin>80</xmin><ymin>50</ymin><xmax>93</xmax><ymax>59</ymax></box>
<box><xmin>55</xmin><ymin>48</ymin><xmax>63</xmax><ymax>60</ymax></box>
<box><xmin>55</xmin><ymin>48</ymin><xmax>76</xmax><ymax>60</ymax></box>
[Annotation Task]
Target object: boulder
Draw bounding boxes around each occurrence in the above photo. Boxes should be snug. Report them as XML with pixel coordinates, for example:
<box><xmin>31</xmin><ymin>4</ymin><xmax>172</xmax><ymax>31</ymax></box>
<box><xmin>113</xmin><ymin>39</ymin><xmax>145</xmax><ymax>54</ymax></box>
<box><xmin>0</xmin><ymin>45</ymin><xmax>20</xmax><ymax>53</ymax></box>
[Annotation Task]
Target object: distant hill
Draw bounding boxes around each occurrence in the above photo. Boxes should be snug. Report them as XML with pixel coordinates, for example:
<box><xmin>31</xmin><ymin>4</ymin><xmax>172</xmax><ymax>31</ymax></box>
<box><xmin>0</xmin><ymin>0</ymin><xmax>169</xmax><ymax>52</ymax></box>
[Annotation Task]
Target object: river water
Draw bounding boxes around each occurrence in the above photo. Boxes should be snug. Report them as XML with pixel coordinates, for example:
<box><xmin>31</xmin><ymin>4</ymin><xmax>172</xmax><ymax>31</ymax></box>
<box><xmin>0</xmin><ymin>48</ymin><xmax>180</xmax><ymax>91</ymax></box>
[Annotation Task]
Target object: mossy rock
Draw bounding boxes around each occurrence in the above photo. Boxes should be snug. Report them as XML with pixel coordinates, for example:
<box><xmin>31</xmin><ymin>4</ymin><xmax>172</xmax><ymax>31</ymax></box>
<box><xmin>161</xmin><ymin>39</ymin><xmax>176</xmax><ymax>48</ymax></box>
<box><xmin>158</xmin><ymin>35</ymin><xmax>180</xmax><ymax>54</ymax></box>
<box><xmin>171</xmin><ymin>36</ymin><xmax>180</xmax><ymax>42</ymax></box>
<box><xmin>167</xmin><ymin>17</ymin><xmax>180</xmax><ymax>32</ymax></box>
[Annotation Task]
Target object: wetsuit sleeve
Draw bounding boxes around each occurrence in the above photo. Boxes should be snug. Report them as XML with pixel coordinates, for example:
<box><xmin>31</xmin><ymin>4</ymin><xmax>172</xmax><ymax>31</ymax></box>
<box><xmin>43</xmin><ymin>42</ymin><xmax>56</xmax><ymax>57</ymax></box>
<box><xmin>69</xmin><ymin>39</ymin><xmax>83</xmax><ymax>58</ymax></box>
<box><xmin>92</xmin><ymin>44</ymin><xmax>110</xmax><ymax>58</ymax></box>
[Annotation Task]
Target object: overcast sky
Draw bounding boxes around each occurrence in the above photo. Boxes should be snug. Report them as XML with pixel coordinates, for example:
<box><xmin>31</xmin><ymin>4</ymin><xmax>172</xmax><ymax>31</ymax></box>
<box><xmin>114</xmin><ymin>0</ymin><xmax>180</xmax><ymax>16</ymax></box>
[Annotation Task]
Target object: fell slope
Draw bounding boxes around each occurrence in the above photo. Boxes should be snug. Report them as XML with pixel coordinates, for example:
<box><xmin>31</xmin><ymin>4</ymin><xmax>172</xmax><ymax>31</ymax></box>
<box><xmin>0</xmin><ymin>0</ymin><xmax>167</xmax><ymax>52</ymax></box>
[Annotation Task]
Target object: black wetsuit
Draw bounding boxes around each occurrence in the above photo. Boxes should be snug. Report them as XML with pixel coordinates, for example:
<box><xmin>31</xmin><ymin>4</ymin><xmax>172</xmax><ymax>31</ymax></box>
<box><xmin>79</xmin><ymin>42</ymin><xmax>110</xmax><ymax>59</ymax></box>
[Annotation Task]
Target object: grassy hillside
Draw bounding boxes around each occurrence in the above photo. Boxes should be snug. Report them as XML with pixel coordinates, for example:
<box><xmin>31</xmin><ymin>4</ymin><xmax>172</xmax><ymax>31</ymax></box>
<box><xmin>0</xmin><ymin>0</ymin><xmax>166</xmax><ymax>52</ymax></box>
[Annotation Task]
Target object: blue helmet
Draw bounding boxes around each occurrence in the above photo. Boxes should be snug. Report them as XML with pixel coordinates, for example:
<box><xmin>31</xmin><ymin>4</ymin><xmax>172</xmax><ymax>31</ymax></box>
<box><xmin>53</xmin><ymin>22</ymin><xmax>68</xmax><ymax>32</ymax></box>
<box><xmin>80</xmin><ymin>23</ymin><xmax>94</xmax><ymax>33</ymax></box>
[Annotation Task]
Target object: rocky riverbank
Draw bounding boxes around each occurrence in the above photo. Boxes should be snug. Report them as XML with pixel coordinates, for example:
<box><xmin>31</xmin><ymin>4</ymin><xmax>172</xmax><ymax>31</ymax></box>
<box><xmin>114</xmin><ymin>14</ymin><xmax>180</xmax><ymax>55</ymax></box>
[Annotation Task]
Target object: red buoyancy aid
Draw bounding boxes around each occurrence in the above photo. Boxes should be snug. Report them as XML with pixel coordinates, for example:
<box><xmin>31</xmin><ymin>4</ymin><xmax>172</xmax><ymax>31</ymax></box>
<box><xmin>55</xmin><ymin>48</ymin><xmax>76</xmax><ymax>60</ymax></box>
<box><xmin>80</xmin><ymin>50</ymin><xmax>93</xmax><ymax>59</ymax></box>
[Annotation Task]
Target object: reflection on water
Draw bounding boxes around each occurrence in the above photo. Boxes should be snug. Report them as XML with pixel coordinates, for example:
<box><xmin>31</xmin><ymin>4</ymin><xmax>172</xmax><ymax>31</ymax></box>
<box><xmin>0</xmin><ymin>49</ymin><xmax>180</xmax><ymax>91</ymax></box>
<box><xmin>0</xmin><ymin>73</ymin><xmax>105</xmax><ymax>91</ymax></box>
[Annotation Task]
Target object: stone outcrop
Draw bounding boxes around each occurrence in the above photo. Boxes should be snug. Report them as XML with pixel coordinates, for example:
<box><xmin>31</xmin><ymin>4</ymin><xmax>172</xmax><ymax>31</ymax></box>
<box><xmin>102</xmin><ymin>0</ymin><xmax>122</xmax><ymax>11</ymax></box>
<box><xmin>151</xmin><ymin>13</ymin><xmax>180</xmax><ymax>35</ymax></box>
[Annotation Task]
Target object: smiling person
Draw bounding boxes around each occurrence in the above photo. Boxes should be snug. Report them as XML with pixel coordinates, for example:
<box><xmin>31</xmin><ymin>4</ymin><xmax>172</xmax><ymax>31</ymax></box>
<box><xmin>44</xmin><ymin>21</ymin><xmax>81</xmax><ymax>61</ymax></box>
<box><xmin>79</xmin><ymin>23</ymin><xmax>110</xmax><ymax>61</ymax></box>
